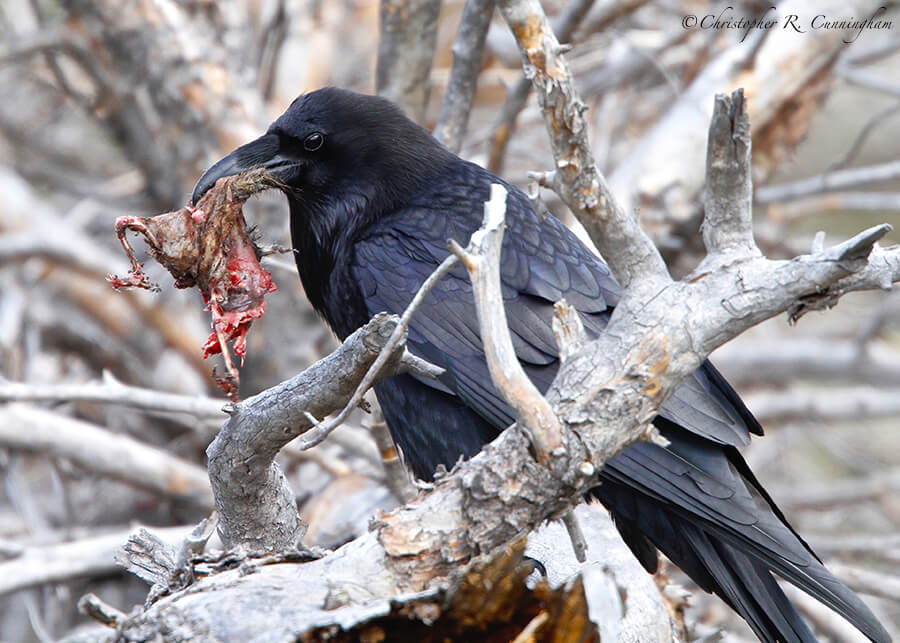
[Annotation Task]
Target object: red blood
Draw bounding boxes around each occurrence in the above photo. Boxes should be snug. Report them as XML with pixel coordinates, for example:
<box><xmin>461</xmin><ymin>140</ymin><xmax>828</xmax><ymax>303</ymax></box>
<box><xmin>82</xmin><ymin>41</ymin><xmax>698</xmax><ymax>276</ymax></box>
<box><xmin>106</xmin><ymin>174</ymin><xmax>280</xmax><ymax>400</ymax></box>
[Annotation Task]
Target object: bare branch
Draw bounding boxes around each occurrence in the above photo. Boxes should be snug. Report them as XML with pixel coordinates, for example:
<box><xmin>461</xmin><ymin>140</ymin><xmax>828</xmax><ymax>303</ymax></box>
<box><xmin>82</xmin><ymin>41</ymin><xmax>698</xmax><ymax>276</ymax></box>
<box><xmin>78</xmin><ymin>593</ymin><xmax>126</xmax><ymax>628</ymax></box>
<box><xmin>368</xmin><ymin>410</ymin><xmax>416</xmax><ymax>503</ymax></box>
<box><xmin>496</xmin><ymin>0</ymin><xmax>669</xmax><ymax>291</ymax></box>
<box><xmin>434</xmin><ymin>0</ymin><xmax>496</xmax><ymax>154</ymax></box>
<box><xmin>561</xmin><ymin>509</ymin><xmax>588</xmax><ymax>563</ymax></box>
<box><xmin>207</xmin><ymin>314</ymin><xmax>413</xmax><ymax>551</ymax></box>
<box><xmin>745</xmin><ymin>387</ymin><xmax>900</xmax><ymax>424</ymax></box>
<box><xmin>715</xmin><ymin>337</ymin><xmax>900</xmax><ymax>388</ymax></box>
<box><xmin>0</xmin><ymin>405</ymin><xmax>213</xmax><ymax>507</ymax></box>
<box><xmin>0</xmin><ymin>526</ymin><xmax>193</xmax><ymax>598</ymax></box>
<box><xmin>701</xmin><ymin>89</ymin><xmax>759</xmax><ymax>260</ymax></box>
<box><xmin>448</xmin><ymin>183</ymin><xmax>563</xmax><ymax>459</ymax></box>
<box><xmin>765</xmin><ymin>191</ymin><xmax>900</xmax><ymax>221</ymax></box>
<box><xmin>0</xmin><ymin>372</ymin><xmax>227</xmax><ymax>420</ymax></box>
<box><xmin>376</xmin><ymin>0</ymin><xmax>442</xmax><ymax>124</ymax></box>
<box><xmin>757</xmin><ymin>159</ymin><xmax>900</xmax><ymax>204</ymax></box>
<box><xmin>774</xmin><ymin>468</ymin><xmax>900</xmax><ymax>510</ymax></box>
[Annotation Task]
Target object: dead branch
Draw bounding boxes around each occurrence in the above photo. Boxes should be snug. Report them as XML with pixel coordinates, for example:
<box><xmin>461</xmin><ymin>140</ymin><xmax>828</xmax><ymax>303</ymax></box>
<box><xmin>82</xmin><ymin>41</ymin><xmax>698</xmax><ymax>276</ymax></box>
<box><xmin>0</xmin><ymin>373</ymin><xmax>227</xmax><ymax>420</ymax></box>
<box><xmin>448</xmin><ymin>184</ymin><xmax>564</xmax><ymax>459</ymax></box>
<box><xmin>773</xmin><ymin>467</ymin><xmax>900</xmax><ymax>510</ymax></box>
<box><xmin>376</xmin><ymin>0</ymin><xmax>442</xmax><ymax>124</ymax></box>
<box><xmin>715</xmin><ymin>337</ymin><xmax>900</xmax><ymax>388</ymax></box>
<box><xmin>0</xmin><ymin>525</ymin><xmax>193</xmax><ymax>598</ymax></box>
<box><xmin>757</xmin><ymin>159</ymin><xmax>900</xmax><ymax>204</ymax></box>
<box><xmin>0</xmin><ymin>405</ymin><xmax>212</xmax><ymax>508</ymax></box>
<box><xmin>765</xmin><ymin>191</ymin><xmax>900</xmax><ymax>221</ymax></box>
<box><xmin>207</xmin><ymin>313</ymin><xmax>413</xmax><ymax>552</ymax></box>
<box><xmin>700</xmin><ymin>90</ymin><xmax>759</xmax><ymax>261</ymax></box>
<box><xmin>497</xmin><ymin>0</ymin><xmax>670</xmax><ymax>292</ymax></box>
<box><xmin>434</xmin><ymin>0</ymin><xmax>496</xmax><ymax>154</ymax></box>
<box><xmin>368</xmin><ymin>409</ymin><xmax>416</xmax><ymax>504</ymax></box>
<box><xmin>743</xmin><ymin>387</ymin><xmax>900</xmax><ymax>424</ymax></box>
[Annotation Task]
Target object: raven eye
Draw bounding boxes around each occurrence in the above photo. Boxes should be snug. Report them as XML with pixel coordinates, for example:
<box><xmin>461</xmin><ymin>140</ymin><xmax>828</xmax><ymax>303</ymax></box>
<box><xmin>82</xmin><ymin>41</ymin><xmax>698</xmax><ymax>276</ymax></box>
<box><xmin>303</xmin><ymin>132</ymin><xmax>324</xmax><ymax>151</ymax></box>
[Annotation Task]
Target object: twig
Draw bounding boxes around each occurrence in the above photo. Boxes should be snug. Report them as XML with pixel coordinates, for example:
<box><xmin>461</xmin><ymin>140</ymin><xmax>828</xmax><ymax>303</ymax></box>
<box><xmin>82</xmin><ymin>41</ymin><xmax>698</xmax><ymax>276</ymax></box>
<box><xmin>826</xmin><ymin>101</ymin><xmax>900</xmax><ymax>172</ymax></box>
<box><xmin>837</xmin><ymin>66</ymin><xmax>900</xmax><ymax>100</ymax></box>
<box><xmin>0</xmin><ymin>405</ymin><xmax>213</xmax><ymax>507</ymax></box>
<box><xmin>78</xmin><ymin>593</ymin><xmax>127</xmax><ymax>628</ymax></box>
<box><xmin>434</xmin><ymin>0</ymin><xmax>496</xmax><ymax>154</ymax></box>
<box><xmin>296</xmin><ymin>255</ymin><xmax>456</xmax><ymax>451</ymax></box>
<box><xmin>561</xmin><ymin>509</ymin><xmax>588</xmax><ymax>563</ymax></box>
<box><xmin>766</xmin><ymin>191</ymin><xmax>900</xmax><ymax>221</ymax></box>
<box><xmin>0</xmin><ymin>371</ymin><xmax>228</xmax><ymax>419</ymax></box>
<box><xmin>448</xmin><ymin>183</ymin><xmax>563</xmax><ymax>460</ymax></box>
<box><xmin>756</xmin><ymin>159</ymin><xmax>900</xmax><ymax>204</ymax></box>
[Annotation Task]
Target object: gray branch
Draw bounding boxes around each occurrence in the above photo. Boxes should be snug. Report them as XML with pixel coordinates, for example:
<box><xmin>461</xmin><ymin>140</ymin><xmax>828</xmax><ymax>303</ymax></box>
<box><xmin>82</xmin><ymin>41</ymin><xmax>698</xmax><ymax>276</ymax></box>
<box><xmin>206</xmin><ymin>313</ymin><xmax>410</xmax><ymax>552</ymax></box>
<box><xmin>496</xmin><ymin>0</ymin><xmax>670</xmax><ymax>293</ymax></box>
<box><xmin>757</xmin><ymin>159</ymin><xmax>900</xmax><ymax>204</ymax></box>
<box><xmin>434</xmin><ymin>0</ymin><xmax>496</xmax><ymax>154</ymax></box>
<box><xmin>0</xmin><ymin>405</ymin><xmax>213</xmax><ymax>508</ymax></box>
<box><xmin>376</xmin><ymin>0</ymin><xmax>443</xmax><ymax>124</ymax></box>
<box><xmin>700</xmin><ymin>89</ymin><xmax>759</xmax><ymax>261</ymax></box>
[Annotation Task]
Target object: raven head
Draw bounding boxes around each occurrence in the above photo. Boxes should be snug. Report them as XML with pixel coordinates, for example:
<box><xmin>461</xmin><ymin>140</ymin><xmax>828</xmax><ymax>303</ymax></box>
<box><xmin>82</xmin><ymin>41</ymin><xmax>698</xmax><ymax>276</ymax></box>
<box><xmin>191</xmin><ymin>87</ymin><xmax>450</xmax><ymax>208</ymax></box>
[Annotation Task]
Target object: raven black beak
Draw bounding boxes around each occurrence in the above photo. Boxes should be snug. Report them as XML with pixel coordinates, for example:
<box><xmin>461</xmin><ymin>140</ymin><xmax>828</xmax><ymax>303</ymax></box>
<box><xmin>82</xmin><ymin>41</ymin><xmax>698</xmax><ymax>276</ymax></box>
<box><xmin>191</xmin><ymin>133</ymin><xmax>291</xmax><ymax>205</ymax></box>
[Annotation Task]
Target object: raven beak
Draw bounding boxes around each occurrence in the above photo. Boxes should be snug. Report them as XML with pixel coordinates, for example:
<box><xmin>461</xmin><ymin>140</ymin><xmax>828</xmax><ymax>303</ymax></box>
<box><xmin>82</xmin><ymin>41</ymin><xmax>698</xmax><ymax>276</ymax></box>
<box><xmin>191</xmin><ymin>133</ymin><xmax>290</xmax><ymax>205</ymax></box>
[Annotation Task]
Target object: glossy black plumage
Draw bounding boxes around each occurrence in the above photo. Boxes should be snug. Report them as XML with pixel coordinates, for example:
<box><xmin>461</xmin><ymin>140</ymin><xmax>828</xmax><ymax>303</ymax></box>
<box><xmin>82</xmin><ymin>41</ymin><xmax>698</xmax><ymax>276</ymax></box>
<box><xmin>193</xmin><ymin>87</ymin><xmax>889</xmax><ymax>643</ymax></box>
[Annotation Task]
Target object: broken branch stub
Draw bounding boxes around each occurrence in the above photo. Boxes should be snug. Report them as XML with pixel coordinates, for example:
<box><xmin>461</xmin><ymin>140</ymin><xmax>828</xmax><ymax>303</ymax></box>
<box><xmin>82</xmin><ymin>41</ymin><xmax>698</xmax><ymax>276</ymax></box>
<box><xmin>107</xmin><ymin>171</ymin><xmax>282</xmax><ymax>400</ymax></box>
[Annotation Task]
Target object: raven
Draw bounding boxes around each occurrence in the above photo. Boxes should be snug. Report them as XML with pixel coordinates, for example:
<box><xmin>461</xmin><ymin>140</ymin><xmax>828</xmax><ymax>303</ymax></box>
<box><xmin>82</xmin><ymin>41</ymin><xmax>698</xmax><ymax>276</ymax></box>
<box><xmin>193</xmin><ymin>87</ymin><xmax>889</xmax><ymax>643</ymax></box>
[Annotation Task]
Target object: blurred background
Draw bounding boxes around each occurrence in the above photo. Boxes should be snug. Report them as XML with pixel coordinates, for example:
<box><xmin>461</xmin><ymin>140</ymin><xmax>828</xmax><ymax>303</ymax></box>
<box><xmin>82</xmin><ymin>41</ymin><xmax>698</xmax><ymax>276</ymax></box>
<box><xmin>1</xmin><ymin>0</ymin><xmax>899</xmax><ymax>640</ymax></box>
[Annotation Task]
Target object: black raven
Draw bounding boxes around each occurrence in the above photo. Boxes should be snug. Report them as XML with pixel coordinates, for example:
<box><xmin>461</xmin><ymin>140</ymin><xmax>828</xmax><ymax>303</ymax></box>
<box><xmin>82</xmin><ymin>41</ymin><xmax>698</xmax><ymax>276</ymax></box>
<box><xmin>193</xmin><ymin>87</ymin><xmax>889</xmax><ymax>643</ymax></box>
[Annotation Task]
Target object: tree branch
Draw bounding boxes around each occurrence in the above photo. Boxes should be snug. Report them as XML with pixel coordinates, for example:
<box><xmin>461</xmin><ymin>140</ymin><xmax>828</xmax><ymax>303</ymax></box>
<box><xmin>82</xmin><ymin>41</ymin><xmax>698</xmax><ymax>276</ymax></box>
<box><xmin>496</xmin><ymin>0</ymin><xmax>669</xmax><ymax>292</ymax></box>
<box><xmin>700</xmin><ymin>89</ymin><xmax>759</xmax><ymax>260</ymax></box>
<box><xmin>207</xmin><ymin>313</ymin><xmax>413</xmax><ymax>552</ymax></box>
<box><xmin>376</xmin><ymin>0</ymin><xmax>443</xmax><ymax>124</ymax></box>
<box><xmin>0</xmin><ymin>405</ymin><xmax>213</xmax><ymax>507</ymax></box>
<box><xmin>0</xmin><ymin>526</ymin><xmax>193</xmax><ymax>598</ymax></box>
<box><xmin>0</xmin><ymin>372</ymin><xmax>227</xmax><ymax>420</ymax></box>
<box><xmin>448</xmin><ymin>183</ymin><xmax>563</xmax><ymax>459</ymax></box>
<box><xmin>434</xmin><ymin>0</ymin><xmax>496</xmax><ymax>154</ymax></box>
